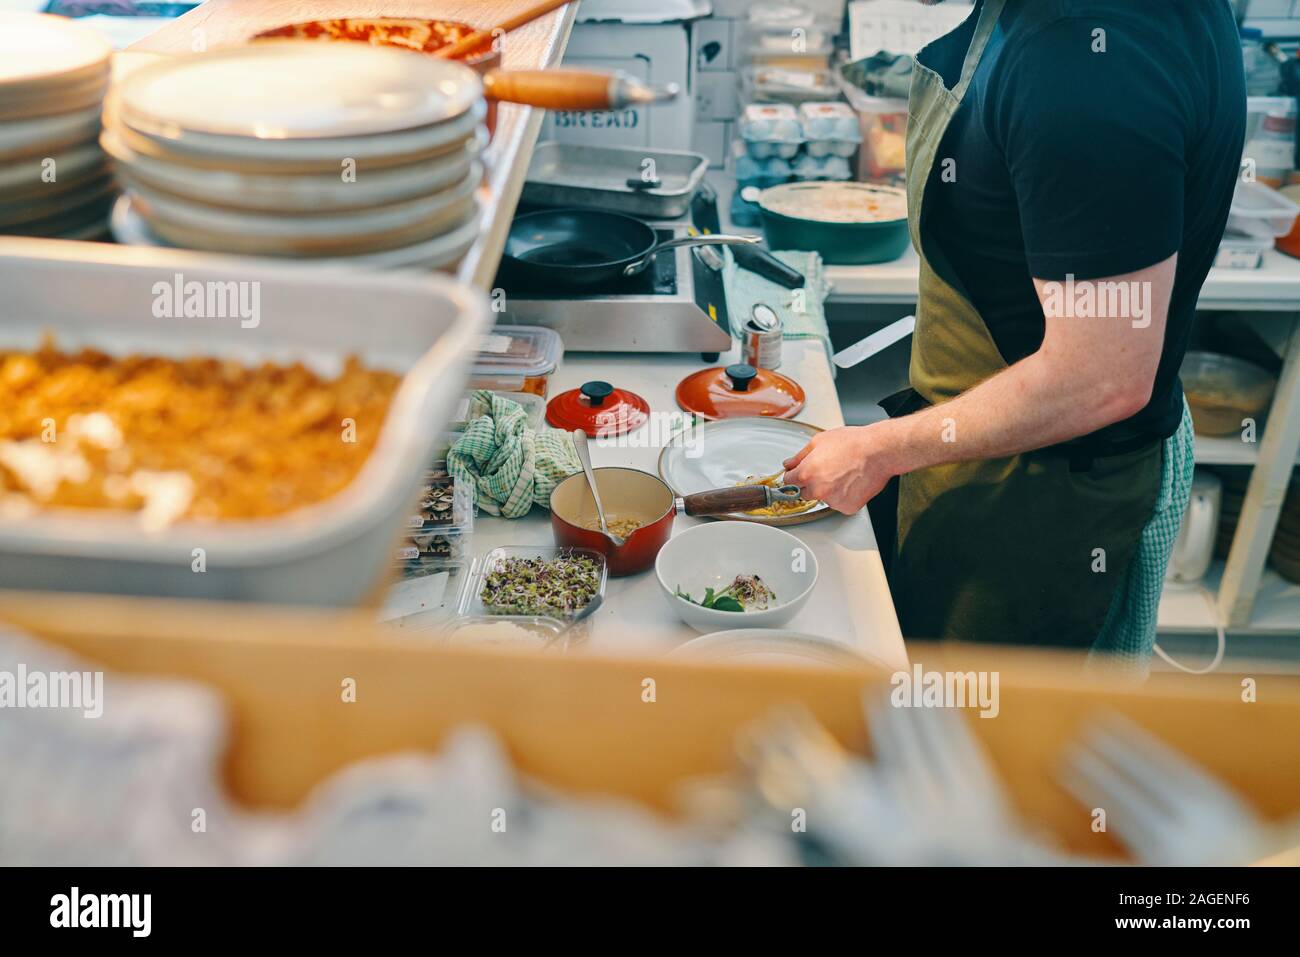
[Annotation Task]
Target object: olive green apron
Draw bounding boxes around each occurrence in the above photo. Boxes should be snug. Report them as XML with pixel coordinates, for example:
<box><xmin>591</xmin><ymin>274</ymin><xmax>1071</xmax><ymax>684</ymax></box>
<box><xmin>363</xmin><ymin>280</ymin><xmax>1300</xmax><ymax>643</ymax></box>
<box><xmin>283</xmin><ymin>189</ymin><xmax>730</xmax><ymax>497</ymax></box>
<box><xmin>891</xmin><ymin>0</ymin><xmax>1161</xmax><ymax>648</ymax></box>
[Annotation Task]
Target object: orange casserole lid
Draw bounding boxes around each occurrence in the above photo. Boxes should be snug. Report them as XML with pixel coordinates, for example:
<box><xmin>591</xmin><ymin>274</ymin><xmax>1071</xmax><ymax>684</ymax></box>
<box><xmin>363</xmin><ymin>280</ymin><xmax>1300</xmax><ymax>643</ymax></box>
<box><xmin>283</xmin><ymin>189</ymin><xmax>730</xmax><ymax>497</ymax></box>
<box><xmin>675</xmin><ymin>363</ymin><xmax>805</xmax><ymax>420</ymax></box>
<box><xmin>546</xmin><ymin>380</ymin><xmax>650</xmax><ymax>437</ymax></box>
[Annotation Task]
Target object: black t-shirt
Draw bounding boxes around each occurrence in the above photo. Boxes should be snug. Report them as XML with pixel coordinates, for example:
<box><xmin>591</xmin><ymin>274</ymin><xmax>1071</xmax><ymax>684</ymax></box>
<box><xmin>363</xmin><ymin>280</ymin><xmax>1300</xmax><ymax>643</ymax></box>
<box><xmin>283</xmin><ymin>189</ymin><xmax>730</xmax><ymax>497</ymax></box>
<box><xmin>922</xmin><ymin>0</ymin><xmax>1245</xmax><ymax>442</ymax></box>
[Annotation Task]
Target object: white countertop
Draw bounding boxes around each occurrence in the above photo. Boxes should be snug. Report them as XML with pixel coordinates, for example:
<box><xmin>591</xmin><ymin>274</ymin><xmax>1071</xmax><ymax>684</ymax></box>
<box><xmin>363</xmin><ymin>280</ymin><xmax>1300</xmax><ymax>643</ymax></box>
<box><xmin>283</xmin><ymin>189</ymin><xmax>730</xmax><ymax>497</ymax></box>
<box><xmin>466</xmin><ymin>340</ymin><xmax>909</xmax><ymax>669</ymax></box>
<box><xmin>823</xmin><ymin>246</ymin><xmax>1300</xmax><ymax>311</ymax></box>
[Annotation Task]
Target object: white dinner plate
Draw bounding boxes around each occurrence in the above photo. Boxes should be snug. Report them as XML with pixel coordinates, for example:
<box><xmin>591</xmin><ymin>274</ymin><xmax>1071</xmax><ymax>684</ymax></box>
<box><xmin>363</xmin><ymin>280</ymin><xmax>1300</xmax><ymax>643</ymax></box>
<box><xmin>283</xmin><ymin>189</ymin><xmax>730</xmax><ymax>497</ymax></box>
<box><xmin>8</xmin><ymin>188</ymin><xmax>114</xmax><ymax>238</ymax></box>
<box><xmin>0</xmin><ymin>104</ymin><xmax>101</xmax><ymax>159</ymax></box>
<box><xmin>0</xmin><ymin>14</ymin><xmax>112</xmax><ymax>96</ymax></box>
<box><xmin>0</xmin><ymin>142</ymin><xmax>105</xmax><ymax>194</ymax></box>
<box><xmin>111</xmin><ymin>193</ymin><xmax>480</xmax><ymax>271</ymax></box>
<box><xmin>658</xmin><ymin>417</ymin><xmax>831</xmax><ymax>526</ymax></box>
<box><xmin>0</xmin><ymin>174</ymin><xmax>113</xmax><ymax>228</ymax></box>
<box><xmin>102</xmin><ymin>123</ymin><xmax>479</xmax><ymax>213</ymax></box>
<box><xmin>0</xmin><ymin>78</ymin><xmax>108</xmax><ymax>123</ymax></box>
<box><xmin>116</xmin><ymin>41</ymin><xmax>482</xmax><ymax>142</ymax></box>
<box><xmin>122</xmin><ymin>162</ymin><xmax>480</xmax><ymax>239</ymax></box>
<box><xmin>670</xmin><ymin>629</ymin><xmax>884</xmax><ymax>670</ymax></box>
<box><xmin>116</xmin><ymin>102</ymin><xmax>483</xmax><ymax>166</ymax></box>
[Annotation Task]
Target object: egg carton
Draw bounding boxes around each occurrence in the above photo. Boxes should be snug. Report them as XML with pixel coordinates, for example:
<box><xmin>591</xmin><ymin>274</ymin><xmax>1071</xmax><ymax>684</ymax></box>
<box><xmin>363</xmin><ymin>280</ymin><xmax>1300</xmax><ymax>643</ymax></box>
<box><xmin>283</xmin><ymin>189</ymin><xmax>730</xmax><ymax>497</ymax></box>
<box><xmin>791</xmin><ymin>153</ymin><xmax>853</xmax><ymax>181</ymax></box>
<box><xmin>737</xmin><ymin>103</ymin><xmax>804</xmax><ymax>159</ymax></box>
<box><xmin>799</xmin><ymin>101</ymin><xmax>861</xmax><ymax>158</ymax></box>
<box><xmin>731</xmin><ymin>139</ymin><xmax>794</xmax><ymax>190</ymax></box>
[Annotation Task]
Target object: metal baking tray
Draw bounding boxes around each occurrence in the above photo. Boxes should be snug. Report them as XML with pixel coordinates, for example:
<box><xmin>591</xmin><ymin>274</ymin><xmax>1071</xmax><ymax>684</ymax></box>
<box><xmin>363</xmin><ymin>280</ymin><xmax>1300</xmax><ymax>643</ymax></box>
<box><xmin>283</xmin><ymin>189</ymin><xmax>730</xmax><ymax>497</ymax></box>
<box><xmin>521</xmin><ymin>142</ymin><xmax>709</xmax><ymax>219</ymax></box>
<box><xmin>0</xmin><ymin>238</ymin><xmax>489</xmax><ymax>605</ymax></box>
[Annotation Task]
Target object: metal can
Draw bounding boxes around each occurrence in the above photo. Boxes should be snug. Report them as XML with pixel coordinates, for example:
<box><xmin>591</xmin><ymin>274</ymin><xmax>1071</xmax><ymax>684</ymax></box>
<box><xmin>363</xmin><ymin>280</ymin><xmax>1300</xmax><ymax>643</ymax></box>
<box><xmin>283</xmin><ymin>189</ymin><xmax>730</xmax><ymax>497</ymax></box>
<box><xmin>742</xmin><ymin>302</ymin><xmax>782</xmax><ymax>370</ymax></box>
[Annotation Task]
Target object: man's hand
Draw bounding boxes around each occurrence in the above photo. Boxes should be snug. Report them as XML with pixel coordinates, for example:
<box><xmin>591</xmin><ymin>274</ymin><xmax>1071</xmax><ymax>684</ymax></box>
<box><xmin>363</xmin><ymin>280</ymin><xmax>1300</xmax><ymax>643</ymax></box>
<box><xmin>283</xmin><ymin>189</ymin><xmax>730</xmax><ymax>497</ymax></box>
<box><xmin>782</xmin><ymin>423</ymin><xmax>899</xmax><ymax>514</ymax></box>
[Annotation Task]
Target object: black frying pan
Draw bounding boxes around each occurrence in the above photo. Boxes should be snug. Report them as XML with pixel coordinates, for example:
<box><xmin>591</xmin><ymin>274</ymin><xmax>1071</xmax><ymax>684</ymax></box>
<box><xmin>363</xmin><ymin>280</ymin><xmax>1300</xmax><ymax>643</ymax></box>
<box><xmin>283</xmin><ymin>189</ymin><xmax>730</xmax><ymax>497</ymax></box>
<box><xmin>501</xmin><ymin>208</ymin><xmax>759</xmax><ymax>290</ymax></box>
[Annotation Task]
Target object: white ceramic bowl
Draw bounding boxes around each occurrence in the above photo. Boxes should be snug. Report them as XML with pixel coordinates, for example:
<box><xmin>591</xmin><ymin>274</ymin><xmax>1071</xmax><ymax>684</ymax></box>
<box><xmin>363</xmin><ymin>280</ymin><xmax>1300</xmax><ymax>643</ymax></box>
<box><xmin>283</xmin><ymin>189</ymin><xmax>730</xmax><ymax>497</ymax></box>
<box><xmin>654</xmin><ymin>522</ymin><xmax>819</xmax><ymax>632</ymax></box>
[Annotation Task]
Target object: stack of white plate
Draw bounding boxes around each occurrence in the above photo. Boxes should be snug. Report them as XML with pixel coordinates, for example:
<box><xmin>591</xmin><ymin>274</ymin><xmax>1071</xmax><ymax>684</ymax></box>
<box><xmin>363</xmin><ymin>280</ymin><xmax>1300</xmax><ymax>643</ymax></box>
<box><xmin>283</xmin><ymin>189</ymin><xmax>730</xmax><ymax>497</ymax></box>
<box><xmin>0</xmin><ymin>14</ymin><xmax>114</xmax><ymax>240</ymax></box>
<box><xmin>104</xmin><ymin>41</ymin><xmax>486</xmax><ymax>270</ymax></box>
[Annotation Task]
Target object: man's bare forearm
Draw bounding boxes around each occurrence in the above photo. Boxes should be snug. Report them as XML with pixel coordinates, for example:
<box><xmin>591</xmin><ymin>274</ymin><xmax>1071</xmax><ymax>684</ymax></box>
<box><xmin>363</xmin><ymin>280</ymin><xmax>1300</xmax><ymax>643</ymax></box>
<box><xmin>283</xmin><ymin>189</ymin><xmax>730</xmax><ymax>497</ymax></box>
<box><xmin>874</xmin><ymin>349</ymin><xmax>1151</xmax><ymax>478</ymax></box>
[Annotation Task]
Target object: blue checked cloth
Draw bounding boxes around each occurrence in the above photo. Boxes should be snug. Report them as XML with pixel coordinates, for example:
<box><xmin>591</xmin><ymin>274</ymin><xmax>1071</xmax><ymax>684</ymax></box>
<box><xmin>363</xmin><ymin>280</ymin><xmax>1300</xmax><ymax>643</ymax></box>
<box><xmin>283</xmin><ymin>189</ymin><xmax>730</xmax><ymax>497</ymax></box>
<box><xmin>1090</xmin><ymin>396</ymin><xmax>1196</xmax><ymax>673</ymax></box>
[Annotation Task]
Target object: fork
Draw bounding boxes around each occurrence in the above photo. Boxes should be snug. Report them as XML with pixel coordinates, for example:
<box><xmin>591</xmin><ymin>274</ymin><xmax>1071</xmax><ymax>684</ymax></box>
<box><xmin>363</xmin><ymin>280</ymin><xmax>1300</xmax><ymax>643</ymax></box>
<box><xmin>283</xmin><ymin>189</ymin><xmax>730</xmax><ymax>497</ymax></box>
<box><xmin>1059</xmin><ymin>715</ymin><xmax>1272</xmax><ymax>865</ymax></box>
<box><xmin>737</xmin><ymin>696</ymin><xmax>1074</xmax><ymax>865</ymax></box>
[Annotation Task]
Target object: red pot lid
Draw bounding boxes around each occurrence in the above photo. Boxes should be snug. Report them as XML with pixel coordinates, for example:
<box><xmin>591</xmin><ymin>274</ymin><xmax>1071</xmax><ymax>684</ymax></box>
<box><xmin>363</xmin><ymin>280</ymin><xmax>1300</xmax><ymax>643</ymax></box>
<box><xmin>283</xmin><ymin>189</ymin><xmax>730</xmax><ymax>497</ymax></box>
<box><xmin>546</xmin><ymin>380</ymin><xmax>650</xmax><ymax>437</ymax></box>
<box><xmin>675</xmin><ymin>364</ymin><xmax>805</xmax><ymax>420</ymax></box>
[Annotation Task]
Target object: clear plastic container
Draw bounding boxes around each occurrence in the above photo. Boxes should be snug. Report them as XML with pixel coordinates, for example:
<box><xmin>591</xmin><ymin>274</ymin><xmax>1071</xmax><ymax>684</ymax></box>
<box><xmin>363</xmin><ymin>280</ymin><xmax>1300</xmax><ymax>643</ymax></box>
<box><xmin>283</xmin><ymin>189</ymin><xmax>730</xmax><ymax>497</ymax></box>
<box><xmin>1241</xmin><ymin>27</ymin><xmax>1280</xmax><ymax>97</ymax></box>
<box><xmin>739</xmin><ymin>3</ymin><xmax>837</xmax><ymax>66</ymax></box>
<box><xmin>741</xmin><ymin>65</ymin><xmax>839</xmax><ymax>104</ymax></box>
<box><xmin>393</xmin><ymin>469</ymin><xmax>475</xmax><ymax>569</ymax></box>
<box><xmin>451</xmin><ymin>389</ymin><xmax>546</xmax><ymax>432</ymax></box>
<box><xmin>441</xmin><ymin>614</ymin><xmax>571</xmax><ymax>651</ymax></box>
<box><xmin>1243</xmin><ymin>97</ymin><xmax>1296</xmax><ymax>188</ymax></box>
<box><xmin>406</xmin><ymin>471</ymin><xmax>474</xmax><ymax>534</ymax></box>
<box><xmin>461</xmin><ymin>545</ymin><xmax>607</xmax><ymax>621</ymax></box>
<box><xmin>467</xmin><ymin>325</ymin><xmax>563</xmax><ymax>398</ymax></box>
<box><xmin>1227</xmin><ymin>180</ymin><xmax>1300</xmax><ymax>239</ymax></box>
<box><xmin>1181</xmin><ymin>350</ymin><xmax>1277</xmax><ymax>437</ymax></box>
<box><xmin>1214</xmin><ymin>234</ymin><xmax>1272</xmax><ymax>270</ymax></box>
<box><xmin>379</xmin><ymin>558</ymin><xmax>471</xmax><ymax>630</ymax></box>
<box><xmin>838</xmin><ymin>78</ymin><xmax>909</xmax><ymax>184</ymax></box>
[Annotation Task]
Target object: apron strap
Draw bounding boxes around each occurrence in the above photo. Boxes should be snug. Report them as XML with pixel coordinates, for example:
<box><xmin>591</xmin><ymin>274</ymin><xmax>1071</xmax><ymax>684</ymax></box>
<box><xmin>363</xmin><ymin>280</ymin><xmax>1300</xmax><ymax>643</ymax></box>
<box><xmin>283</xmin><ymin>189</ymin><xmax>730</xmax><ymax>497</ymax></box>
<box><xmin>953</xmin><ymin>0</ymin><xmax>1008</xmax><ymax>101</ymax></box>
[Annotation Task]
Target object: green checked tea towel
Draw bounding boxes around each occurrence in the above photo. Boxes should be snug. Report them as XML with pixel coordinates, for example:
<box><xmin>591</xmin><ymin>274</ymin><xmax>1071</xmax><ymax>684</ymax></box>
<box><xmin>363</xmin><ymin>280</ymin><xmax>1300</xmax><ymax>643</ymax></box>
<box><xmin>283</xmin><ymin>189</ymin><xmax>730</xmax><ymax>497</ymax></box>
<box><xmin>722</xmin><ymin>248</ymin><xmax>834</xmax><ymax>373</ymax></box>
<box><xmin>447</xmin><ymin>390</ymin><xmax>580</xmax><ymax>519</ymax></box>
<box><xmin>1090</xmin><ymin>396</ymin><xmax>1196</xmax><ymax>674</ymax></box>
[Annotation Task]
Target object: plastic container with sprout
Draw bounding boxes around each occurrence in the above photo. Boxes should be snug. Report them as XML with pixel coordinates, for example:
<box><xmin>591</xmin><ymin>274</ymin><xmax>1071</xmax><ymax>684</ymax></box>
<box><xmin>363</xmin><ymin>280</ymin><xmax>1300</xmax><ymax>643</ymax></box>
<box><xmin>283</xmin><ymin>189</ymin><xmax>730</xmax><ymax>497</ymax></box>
<box><xmin>461</xmin><ymin>545</ymin><xmax>607</xmax><ymax>621</ymax></box>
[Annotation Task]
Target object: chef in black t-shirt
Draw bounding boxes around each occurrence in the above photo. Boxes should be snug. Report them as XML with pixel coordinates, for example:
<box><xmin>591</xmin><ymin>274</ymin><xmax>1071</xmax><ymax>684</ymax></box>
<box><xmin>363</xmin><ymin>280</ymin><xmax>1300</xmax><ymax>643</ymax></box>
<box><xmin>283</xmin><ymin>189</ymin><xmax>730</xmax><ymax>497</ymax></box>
<box><xmin>784</xmin><ymin>0</ymin><xmax>1246</xmax><ymax>647</ymax></box>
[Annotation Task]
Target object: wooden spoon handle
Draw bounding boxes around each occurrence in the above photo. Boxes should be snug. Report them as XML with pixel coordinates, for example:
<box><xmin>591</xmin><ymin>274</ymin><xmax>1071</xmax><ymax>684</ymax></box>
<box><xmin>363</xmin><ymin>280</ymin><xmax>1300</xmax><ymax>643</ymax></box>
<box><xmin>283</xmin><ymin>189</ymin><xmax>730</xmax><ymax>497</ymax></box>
<box><xmin>482</xmin><ymin>69</ymin><xmax>615</xmax><ymax>110</ymax></box>
<box><xmin>434</xmin><ymin>0</ymin><xmax>574</xmax><ymax>60</ymax></box>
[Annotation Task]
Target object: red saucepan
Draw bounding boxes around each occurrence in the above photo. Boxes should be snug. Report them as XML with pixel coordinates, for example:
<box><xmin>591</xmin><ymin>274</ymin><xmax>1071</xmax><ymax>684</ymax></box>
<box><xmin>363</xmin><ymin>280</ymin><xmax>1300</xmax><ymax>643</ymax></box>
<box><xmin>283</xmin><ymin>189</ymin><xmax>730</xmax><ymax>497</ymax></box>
<box><xmin>550</xmin><ymin>467</ymin><xmax>800</xmax><ymax>576</ymax></box>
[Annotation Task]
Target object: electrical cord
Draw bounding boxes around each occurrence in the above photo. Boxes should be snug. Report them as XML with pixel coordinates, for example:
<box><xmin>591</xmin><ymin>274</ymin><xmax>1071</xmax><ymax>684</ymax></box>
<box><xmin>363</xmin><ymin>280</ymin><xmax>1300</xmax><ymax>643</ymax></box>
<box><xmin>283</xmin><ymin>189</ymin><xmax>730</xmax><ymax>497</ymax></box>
<box><xmin>1153</xmin><ymin>584</ymin><xmax>1227</xmax><ymax>674</ymax></box>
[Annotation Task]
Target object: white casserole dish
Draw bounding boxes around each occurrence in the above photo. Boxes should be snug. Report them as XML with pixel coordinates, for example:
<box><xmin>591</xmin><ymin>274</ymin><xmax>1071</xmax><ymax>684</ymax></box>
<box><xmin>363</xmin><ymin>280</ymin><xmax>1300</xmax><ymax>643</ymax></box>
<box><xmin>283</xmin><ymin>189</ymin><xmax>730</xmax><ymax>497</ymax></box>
<box><xmin>0</xmin><ymin>238</ymin><xmax>489</xmax><ymax>605</ymax></box>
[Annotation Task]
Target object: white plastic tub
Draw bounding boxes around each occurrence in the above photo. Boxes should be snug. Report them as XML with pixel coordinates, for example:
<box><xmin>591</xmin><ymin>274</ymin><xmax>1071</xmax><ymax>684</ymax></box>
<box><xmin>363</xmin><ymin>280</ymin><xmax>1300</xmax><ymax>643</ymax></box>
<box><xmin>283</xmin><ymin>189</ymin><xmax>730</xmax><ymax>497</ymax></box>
<box><xmin>0</xmin><ymin>238</ymin><xmax>489</xmax><ymax>605</ymax></box>
<box><xmin>1227</xmin><ymin>180</ymin><xmax>1300</xmax><ymax>239</ymax></box>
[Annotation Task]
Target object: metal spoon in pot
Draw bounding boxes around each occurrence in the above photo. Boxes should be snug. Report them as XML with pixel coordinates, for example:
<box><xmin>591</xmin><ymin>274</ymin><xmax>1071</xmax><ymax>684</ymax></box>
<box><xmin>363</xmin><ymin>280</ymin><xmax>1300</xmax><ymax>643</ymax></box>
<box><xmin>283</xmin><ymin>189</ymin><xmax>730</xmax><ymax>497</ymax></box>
<box><xmin>571</xmin><ymin>429</ymin><xmax>625</xmax><ymax>548</ymax></box>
